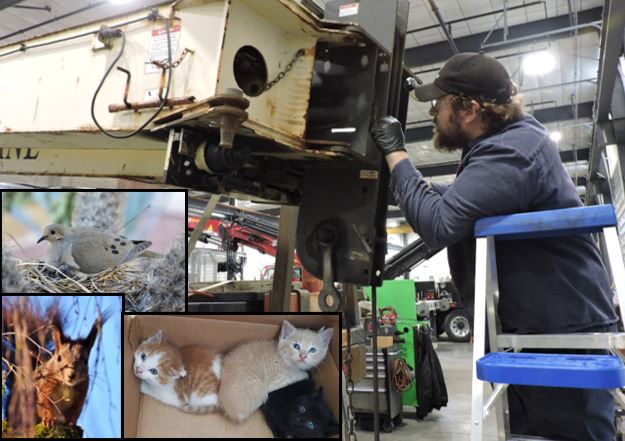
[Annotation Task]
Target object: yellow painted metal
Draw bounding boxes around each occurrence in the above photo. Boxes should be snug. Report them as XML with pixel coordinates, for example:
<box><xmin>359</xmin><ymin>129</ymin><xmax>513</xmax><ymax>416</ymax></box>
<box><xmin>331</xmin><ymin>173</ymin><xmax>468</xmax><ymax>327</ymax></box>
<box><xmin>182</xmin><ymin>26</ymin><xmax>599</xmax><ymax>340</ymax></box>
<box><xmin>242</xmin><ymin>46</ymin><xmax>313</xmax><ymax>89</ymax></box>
<box><xmin>387</xmin><ymin>224</ymin><xmax>414</xmax><ymax>235</ymax></box>
<box><xmin>0</xmin><ymin>147</ymin><xmax>165</xmax><ymax>177</ymax></box>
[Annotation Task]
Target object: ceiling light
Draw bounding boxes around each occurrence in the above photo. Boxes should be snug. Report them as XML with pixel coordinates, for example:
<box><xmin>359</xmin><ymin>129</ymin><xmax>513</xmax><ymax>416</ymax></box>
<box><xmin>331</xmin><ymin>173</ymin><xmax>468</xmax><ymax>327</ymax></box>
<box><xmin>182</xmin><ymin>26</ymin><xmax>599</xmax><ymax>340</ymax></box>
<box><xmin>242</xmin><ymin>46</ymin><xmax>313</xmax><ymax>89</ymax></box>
<box><xmin>522</xmin><ymin>51</ymin><xmax>555</xmax><ymax>75</ymax></box>
<box><xmin>549</xmin><ymin>131</ymin><xmax>562</xmax><ymax>142</ymax></box>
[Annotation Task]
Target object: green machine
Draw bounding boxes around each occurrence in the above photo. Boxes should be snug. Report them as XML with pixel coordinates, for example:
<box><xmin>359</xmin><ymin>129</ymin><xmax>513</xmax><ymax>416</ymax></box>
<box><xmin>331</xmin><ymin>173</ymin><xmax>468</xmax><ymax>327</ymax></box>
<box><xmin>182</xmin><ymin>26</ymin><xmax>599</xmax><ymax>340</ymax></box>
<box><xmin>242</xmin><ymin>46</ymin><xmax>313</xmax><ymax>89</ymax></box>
<box><xmin>364</xmin><ymin>279</ymin><xmax>430</xmax><ymax>408</ymax></box>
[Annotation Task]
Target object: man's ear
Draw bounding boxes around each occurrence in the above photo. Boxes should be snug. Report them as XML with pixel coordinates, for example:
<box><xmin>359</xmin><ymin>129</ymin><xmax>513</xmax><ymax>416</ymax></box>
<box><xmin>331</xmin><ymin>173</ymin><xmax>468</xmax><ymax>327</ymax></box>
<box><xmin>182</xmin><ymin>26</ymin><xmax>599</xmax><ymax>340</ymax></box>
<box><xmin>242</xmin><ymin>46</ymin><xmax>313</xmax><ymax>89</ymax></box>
<box><xmin>463</xmin><ymin>100</ymin><xmax>482</xmax><ymax>123</ymax></box>
<box><xmin>469</xmin><ymin>99</ymin><xmax>482</xmax><ymax>115</ymax></box>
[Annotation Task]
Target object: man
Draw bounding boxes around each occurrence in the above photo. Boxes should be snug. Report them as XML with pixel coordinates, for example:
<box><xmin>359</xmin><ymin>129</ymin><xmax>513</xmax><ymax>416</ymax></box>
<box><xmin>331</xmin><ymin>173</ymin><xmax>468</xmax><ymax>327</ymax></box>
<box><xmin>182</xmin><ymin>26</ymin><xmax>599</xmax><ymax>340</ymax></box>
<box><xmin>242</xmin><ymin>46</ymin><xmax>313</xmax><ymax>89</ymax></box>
<box><xmin>371</xmin><ymin>52</ymin><xmax>618</xmax><ymax>440</ymax></box>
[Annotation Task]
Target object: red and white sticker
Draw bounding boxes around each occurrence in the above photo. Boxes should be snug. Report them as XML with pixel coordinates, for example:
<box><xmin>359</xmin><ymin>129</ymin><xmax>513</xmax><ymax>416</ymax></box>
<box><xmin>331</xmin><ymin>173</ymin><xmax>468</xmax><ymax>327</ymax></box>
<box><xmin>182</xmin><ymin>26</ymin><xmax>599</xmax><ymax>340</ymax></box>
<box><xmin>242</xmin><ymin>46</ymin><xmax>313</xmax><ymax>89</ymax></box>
<box><xmin>339</xmin><ymin>2</ymin><xmax>359</xmax><ymax>18</ymax></box>
<box><xmin>145</xmin><ymin>24</ymin><xmax>181</xmax><ymax>75</ymax></box>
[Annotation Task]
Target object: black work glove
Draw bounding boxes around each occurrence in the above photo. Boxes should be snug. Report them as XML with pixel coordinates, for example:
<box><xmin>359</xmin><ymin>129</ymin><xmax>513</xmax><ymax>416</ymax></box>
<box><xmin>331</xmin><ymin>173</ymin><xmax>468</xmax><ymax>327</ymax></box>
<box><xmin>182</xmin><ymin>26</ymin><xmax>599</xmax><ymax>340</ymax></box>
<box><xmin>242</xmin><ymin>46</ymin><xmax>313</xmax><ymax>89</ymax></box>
<box><xmin>371</xmin><ymin>116</ymin><xmax>407</xmax><ymax>155</ymax></box>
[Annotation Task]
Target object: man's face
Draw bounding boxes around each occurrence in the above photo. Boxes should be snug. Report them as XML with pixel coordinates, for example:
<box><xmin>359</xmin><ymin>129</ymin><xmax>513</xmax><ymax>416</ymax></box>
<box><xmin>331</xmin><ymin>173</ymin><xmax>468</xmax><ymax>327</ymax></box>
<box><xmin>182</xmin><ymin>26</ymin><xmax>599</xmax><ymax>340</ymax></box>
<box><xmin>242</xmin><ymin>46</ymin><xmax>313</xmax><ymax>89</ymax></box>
<box><xmin>430</xmin><ymin>95</ymin><xmax>471</xmax><ymax>152</ymax></box>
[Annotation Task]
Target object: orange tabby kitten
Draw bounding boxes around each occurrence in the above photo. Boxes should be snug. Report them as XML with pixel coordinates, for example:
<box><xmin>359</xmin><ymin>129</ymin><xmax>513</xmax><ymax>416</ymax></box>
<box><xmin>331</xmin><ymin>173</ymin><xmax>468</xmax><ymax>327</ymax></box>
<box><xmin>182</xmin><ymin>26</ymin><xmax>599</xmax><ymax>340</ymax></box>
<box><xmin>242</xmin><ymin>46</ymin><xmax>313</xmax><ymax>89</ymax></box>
<box><xmin>133</xmin><ymin>329</ymin><xmax>221</xmax><ymax>414</ymax></box>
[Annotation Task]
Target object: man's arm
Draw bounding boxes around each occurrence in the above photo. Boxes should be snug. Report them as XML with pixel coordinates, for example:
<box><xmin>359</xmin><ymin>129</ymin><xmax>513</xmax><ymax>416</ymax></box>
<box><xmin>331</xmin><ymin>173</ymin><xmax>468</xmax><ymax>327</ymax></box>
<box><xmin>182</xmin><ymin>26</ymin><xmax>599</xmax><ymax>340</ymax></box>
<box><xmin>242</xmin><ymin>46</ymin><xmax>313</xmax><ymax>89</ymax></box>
<box><xmin>390</xmin><ymin>150</ymin><xmax>536</xmax><ymax>248</ymax></box>
<box><xmin>371</xmin><ymin>116</ymin><xmax>539</xmax><ymax>248</ymax></box>
<box><xmin>385</xmin><ymin>151</ymin><xmax>409</xmax><ymax>172</ymax></box>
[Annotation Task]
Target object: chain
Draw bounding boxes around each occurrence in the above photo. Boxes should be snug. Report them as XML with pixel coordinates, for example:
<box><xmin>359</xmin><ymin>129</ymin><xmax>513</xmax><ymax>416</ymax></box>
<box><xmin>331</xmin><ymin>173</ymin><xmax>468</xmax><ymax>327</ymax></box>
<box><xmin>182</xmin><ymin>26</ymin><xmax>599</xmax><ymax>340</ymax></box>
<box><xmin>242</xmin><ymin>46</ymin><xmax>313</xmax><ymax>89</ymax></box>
<box><xmin>262</xmin><ymin>49</ymin><xmax>305</xmax><ymax>93</ymax></box>
<box><xmin>150</xmin><ymin>47</ymin><xmax>195</xmax><ymax>69</ymax></box>
<box><xmin>343</xmin><ymin>310</ymin><xmax>358</xmax><ymax>441</ymax></box>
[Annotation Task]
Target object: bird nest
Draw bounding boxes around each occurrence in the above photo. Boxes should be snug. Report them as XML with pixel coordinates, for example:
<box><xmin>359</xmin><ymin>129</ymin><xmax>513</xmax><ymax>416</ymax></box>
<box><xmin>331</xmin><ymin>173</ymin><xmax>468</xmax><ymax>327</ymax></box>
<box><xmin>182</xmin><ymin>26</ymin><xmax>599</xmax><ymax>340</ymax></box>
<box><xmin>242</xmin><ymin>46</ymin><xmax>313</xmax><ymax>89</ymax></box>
<box><xmin>18</xmin><ymin>261</ymin><xmax>148</xmax><ymax>295</ymax></box>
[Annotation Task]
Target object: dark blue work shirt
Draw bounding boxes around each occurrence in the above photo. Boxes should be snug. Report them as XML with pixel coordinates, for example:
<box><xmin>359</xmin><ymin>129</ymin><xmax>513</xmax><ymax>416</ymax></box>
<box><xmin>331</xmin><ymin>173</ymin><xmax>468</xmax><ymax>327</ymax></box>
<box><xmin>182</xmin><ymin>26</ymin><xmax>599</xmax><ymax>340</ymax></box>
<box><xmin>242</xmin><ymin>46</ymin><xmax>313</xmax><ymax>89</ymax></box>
<box><xmin>390</xmin><ymin>115</ymin><xmax>617</xmax><ymax>333</ymax></box>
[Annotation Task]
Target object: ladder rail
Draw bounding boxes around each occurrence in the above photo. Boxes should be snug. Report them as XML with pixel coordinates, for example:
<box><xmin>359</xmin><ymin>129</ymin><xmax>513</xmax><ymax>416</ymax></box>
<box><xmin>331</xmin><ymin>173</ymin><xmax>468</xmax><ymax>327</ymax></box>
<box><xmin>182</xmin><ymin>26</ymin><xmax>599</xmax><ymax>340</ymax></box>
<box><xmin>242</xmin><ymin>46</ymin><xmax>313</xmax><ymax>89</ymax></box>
<box><xmin>470</xmin><ymin>205</ymin><xmax>625</xmax><ymax>441</ymax></box>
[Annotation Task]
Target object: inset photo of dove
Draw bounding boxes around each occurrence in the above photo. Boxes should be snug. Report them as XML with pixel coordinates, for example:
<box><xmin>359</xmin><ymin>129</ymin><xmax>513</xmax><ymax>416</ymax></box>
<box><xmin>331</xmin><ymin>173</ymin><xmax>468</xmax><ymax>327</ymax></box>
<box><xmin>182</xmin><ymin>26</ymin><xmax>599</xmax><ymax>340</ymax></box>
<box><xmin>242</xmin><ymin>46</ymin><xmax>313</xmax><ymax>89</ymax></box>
<box><xmin>37</xmin><ymin>224</ymin><xmax>152</xmax><ymax>274</ymax></box>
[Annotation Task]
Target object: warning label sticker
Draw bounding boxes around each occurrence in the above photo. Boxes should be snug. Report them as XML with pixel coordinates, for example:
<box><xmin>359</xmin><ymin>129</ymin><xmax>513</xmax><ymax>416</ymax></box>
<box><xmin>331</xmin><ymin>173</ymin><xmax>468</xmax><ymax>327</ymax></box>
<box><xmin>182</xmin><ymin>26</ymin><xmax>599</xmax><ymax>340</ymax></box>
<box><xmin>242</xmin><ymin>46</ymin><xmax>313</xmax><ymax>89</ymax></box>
<box><xmin>145</xmin><ymin>25</ymin><xmax>181</xmax><ymax>75</ymax></box>
<box><xmin>339</xmin><ymin>2</ymin><xmax>359</xmax><ymax>18</ymax></box>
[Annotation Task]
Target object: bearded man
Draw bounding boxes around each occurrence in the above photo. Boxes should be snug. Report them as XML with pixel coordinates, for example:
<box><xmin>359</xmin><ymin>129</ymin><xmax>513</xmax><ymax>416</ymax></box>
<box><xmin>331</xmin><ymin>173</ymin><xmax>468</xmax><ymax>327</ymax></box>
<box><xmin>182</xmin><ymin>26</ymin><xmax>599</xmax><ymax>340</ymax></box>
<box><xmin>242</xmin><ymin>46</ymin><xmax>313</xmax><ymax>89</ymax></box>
<box><xmin>371</xmin><ymin>52</ymin><xmax>617</xmax><ymax>441</ymax></box>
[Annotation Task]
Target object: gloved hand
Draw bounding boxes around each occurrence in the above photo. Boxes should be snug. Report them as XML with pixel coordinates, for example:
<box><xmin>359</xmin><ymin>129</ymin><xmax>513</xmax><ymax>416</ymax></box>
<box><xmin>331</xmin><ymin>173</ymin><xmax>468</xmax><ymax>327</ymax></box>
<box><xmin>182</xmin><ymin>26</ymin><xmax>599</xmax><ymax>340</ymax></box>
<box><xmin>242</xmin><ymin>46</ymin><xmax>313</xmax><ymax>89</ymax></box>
<box><xmin>371</xmin><ymin>116</ymin><xmax>407</xmax><ymax>155</ymax></box>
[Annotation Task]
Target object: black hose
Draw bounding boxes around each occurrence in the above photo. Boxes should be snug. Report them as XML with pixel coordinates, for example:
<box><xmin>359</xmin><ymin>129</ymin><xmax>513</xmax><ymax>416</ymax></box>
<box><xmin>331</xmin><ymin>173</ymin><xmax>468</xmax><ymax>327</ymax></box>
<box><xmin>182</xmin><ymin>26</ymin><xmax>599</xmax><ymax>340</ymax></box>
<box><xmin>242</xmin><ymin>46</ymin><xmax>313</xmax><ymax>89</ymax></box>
<box><xmin>90</xmin><ymin>17</ymin><xmax>173</xmax><ymax>139</ymax></box>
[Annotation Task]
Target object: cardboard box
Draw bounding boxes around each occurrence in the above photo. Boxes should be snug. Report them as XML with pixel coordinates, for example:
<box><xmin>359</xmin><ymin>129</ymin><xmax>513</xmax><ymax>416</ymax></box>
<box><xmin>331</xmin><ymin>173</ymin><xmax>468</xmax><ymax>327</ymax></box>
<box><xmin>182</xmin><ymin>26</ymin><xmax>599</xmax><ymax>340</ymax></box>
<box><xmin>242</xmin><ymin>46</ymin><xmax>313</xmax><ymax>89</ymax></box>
<box><xmin>342</xmin><ymin>343</ymin><xmax>366</xmax><ymax>382</ymax></box>
<box><xmin>124</xmin><ymin>314</ymin><xmax>339</xmax><ymax>438</ymax></box>
<box><xmin>376</xmin><ymin>335</ymin><xmax>394</xmax><ymax>349</ymax></box>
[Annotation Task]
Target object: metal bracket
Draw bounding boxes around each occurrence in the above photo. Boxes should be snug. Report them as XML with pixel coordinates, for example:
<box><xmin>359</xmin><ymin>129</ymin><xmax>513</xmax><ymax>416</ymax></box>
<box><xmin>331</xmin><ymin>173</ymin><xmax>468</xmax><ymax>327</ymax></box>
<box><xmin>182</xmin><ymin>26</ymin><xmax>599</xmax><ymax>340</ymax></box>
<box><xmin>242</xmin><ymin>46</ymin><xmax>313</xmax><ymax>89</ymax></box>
<box><xmin>316</xmin><ymin>222</ymin><xmax>344</xmax><ymax>312</ymax></box>
<box><xmin>108</xmin><ymin>65</ymin><xmax>195</xmax><ymax>113</ymax></box>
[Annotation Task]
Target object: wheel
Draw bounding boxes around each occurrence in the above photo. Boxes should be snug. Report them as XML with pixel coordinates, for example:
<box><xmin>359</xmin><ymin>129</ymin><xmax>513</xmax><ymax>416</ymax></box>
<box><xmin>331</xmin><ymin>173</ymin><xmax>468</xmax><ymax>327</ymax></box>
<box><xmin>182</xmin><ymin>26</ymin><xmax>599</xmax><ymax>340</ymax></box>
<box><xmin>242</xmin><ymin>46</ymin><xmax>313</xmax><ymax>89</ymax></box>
<box><xmin>356</xmin><ymin>415</ymin><xmax>373</xmax><ymax>431</ymax></box>
<box><xmin>443</xmin><ymin>309</ymin><xmax>472</xmax><ymax>342</ymax></box>
<box><xmin>381</xmin><ymin>417</ymin><xmax>394</xmax><ymax>433</ymax></box>
<box><xmin>393</xmin><ymin>413</ymin><xmax>403</xmax><ymax>426</ymax></box>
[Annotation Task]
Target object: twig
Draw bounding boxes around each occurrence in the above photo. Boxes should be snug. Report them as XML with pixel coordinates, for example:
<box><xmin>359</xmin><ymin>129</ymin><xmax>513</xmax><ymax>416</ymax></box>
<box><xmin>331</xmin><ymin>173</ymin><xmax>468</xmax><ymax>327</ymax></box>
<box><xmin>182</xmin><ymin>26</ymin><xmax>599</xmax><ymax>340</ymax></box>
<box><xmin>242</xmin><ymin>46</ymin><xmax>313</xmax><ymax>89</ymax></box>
<box><xmin>2</xmin><ymin>332</ymin><xmax>53</xmax><ymax>356</ymax></box>
<box><xmin>18</xmin><ymin>262</ymin><xmax>91</xmax><ymax>293</ymax></box>
<box><xmin>3</xmin><ymin>232</ymin><xmax>31</xmax><ymax>259</ymax></box>
<box><xmin>115</xmin><ymin>204</ymin><xmax>151</xmax><ymax>234</ymax></box>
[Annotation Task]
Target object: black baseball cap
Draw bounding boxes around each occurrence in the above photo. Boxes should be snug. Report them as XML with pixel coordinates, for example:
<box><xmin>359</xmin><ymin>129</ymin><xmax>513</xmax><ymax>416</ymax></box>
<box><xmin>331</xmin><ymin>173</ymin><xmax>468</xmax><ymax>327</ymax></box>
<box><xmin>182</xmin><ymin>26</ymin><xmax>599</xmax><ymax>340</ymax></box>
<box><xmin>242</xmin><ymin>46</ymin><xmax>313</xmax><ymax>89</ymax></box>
<box><xmin>413</xmin><ymin>52</ymin><xmax>513</xmax><ymax>104</ymax></box>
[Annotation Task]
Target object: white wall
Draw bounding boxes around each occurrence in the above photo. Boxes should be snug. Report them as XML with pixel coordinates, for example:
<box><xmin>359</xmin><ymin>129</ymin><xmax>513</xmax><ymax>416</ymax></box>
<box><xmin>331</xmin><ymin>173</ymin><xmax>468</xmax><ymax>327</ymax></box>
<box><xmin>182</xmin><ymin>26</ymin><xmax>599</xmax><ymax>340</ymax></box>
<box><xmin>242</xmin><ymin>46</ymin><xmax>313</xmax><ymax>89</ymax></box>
<box><xmin>240</xmin><ymin>245</ymin><xmax>276</xmax><ymax>280</ymax></box>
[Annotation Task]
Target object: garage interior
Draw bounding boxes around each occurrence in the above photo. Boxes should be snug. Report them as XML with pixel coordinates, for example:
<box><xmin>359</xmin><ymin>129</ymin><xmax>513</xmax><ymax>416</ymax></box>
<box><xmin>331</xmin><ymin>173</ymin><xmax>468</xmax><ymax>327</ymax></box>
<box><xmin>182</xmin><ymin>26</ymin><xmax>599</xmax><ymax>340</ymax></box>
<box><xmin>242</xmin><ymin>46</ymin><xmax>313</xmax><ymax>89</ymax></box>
<box><xmin>1</xmin><ymin>0</ymin><xmax>625</xmax><ymax>440</ymax></box>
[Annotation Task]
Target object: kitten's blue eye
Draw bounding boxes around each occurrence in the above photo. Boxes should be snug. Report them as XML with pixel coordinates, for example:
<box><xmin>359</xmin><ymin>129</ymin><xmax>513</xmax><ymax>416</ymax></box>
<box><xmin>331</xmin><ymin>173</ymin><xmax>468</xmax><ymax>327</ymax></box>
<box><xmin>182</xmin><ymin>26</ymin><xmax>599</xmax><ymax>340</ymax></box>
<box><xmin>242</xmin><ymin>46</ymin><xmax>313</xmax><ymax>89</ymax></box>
<box><xmin>309</xmin><ymin>347</ymin><xmax>317</xmax><ymax>353</ymax></box>
<box><xmin>293</xmin><ymin>343</ymin><xmax>300</xmax><ymax>350</ymax></box>
<box><xmin>150</xmin><ymin>368</ymin><xmax>158</xmax><ymax>375</ymax></box>
<box><xmin>299</xmin><ymin>405</ymin><xmax>306</xmax><ymax>413</ymax></box>
<box><xmin>141</xmin><ymin>353</ymin><xmax>146</xmax><ymax>361</ymax></box>
<box><xmin>306</xmin><ymin>421</ymin><xmax>315</xmax><ymax>429</ymax></box>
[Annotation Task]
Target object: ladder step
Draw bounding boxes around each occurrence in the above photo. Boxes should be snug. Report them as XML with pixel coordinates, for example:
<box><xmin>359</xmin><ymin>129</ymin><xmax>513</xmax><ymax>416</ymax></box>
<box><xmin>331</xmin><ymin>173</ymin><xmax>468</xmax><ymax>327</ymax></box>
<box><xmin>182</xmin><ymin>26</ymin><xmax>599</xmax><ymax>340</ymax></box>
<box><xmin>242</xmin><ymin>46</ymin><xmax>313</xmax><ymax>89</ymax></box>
<box><xmin>477</xmin><ymin>352</ymin><xmax>625</xmax><ymax>388</ymax></box>
<box><xmin>497</xmin><ymin>332</ymin><xmax>625</xmax><ymax>350</ymax></box>
<box><xmin>474</xmin><ymin>205</ymin><xmax>616</xmax><ymax>239</ymax></box>
<box><xmin>507</xmin><ymin>436</ymin><xmax>556</xmax><ymax>440</ymax></box>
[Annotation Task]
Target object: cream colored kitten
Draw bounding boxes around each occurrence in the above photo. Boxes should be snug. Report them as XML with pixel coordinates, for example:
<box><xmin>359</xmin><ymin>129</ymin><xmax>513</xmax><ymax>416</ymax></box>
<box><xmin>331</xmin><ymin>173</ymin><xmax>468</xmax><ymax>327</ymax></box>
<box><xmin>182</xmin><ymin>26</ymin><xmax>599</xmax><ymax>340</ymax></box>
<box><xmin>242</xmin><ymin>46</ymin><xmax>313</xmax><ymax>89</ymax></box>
<box><xmin>133</xmin><ymin>329</ymin><xmax>222</xmax><ymax>414</ymax></box>
<box><xmin>219</xmin><ymin>320</ymin><xmax>333</xmax><ymax>422</ymax></box>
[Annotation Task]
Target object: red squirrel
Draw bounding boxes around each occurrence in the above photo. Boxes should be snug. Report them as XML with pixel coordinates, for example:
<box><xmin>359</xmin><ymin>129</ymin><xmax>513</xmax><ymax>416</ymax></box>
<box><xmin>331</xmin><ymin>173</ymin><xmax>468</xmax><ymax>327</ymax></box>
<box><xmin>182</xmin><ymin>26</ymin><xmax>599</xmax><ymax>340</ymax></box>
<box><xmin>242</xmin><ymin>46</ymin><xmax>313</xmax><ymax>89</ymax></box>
<box><xmin>34</xmin><ymin>315</ymin><xmax>104</xmax><ymax>427</ymax></box>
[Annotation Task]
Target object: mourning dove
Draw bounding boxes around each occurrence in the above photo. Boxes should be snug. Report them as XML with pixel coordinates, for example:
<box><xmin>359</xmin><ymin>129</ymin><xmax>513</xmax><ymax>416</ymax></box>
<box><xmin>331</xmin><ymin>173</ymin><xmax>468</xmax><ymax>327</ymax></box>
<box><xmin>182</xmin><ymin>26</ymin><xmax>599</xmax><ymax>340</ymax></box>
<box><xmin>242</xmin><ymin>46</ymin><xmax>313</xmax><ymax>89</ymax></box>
<box><xmin>37</xmin><ymin>224</ymin><xmax>152</xmax><ymax>274</ymax></box>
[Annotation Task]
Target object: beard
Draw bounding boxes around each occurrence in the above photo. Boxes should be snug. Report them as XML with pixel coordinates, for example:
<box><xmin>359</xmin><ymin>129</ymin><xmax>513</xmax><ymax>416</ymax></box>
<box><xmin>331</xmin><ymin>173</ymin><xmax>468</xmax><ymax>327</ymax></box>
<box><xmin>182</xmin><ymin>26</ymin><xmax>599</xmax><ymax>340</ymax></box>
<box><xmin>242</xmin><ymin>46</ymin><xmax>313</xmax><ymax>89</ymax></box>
<box><xmin>432</xmin><ymin>112</ymin><xmax>471</xmax><ymax>152</ymax></box>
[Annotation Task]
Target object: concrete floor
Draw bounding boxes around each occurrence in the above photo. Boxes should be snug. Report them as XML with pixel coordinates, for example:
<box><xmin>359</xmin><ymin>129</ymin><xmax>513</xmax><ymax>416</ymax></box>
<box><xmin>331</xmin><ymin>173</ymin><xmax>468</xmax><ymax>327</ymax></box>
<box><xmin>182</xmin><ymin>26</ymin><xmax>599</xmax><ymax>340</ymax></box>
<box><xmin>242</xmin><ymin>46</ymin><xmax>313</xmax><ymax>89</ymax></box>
<box><xmin>352</xmin><ymin>339</ymin><xmax>499</xmax><ymax>441</ymax></box>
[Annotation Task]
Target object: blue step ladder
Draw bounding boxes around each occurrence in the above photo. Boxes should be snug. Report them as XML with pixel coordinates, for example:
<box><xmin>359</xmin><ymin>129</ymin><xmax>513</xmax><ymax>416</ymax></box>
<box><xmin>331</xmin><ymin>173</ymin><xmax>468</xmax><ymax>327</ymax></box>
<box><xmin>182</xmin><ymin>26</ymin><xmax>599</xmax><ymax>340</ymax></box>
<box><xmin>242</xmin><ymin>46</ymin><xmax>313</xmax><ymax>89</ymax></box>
<box><xmin>470</xmin><ymin>205</ymin><xmax>625</xmax><ymax>441</ymax></box>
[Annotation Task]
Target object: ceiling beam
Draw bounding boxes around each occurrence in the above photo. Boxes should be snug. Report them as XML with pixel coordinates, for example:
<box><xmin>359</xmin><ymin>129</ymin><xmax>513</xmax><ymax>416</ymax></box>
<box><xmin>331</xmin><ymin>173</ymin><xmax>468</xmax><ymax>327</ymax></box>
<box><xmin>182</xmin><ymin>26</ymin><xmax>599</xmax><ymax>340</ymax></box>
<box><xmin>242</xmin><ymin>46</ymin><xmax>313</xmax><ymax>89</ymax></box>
<box><xmin>406</xmin><ymin>102</ymin><xmax>594</xmax><ymax>142</ymax></box>
<box><xmin>587</xmin><ymin>0</ymin><xmax>625</xmax><ymax>203</ymax></box>
<box><xmin>405</xmin><ymin>6</ymin><xmax>602</xmax><ymax>68</ymax></box>
<box><xmin>532</xmin><ymin>101</ymin><xmax>594</xmax><ymax>123</ymax></box>
<box><xmin>0</xmin><ymin>0</ymin><xmax>23</xmax><ymax>11</ymax></box>
<box><xmin>0</xmin><ymin>1</ymin><xmax>108</xmax><ymax>42</ymax></box>
<box><xmin>407</xmin><ymin>1</ymin><xmax>545</xmax><ymax>35</ymax></box>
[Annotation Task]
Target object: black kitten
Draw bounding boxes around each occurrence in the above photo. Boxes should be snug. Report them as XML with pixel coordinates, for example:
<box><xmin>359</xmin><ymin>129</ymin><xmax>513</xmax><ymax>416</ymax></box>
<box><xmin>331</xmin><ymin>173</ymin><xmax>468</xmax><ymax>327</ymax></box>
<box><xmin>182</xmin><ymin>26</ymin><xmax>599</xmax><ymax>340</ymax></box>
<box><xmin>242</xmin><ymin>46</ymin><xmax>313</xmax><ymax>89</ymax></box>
<box><xmin>261</xmin><ymin>377</ymin><xmax>340</xmax><ymax>438</ymax></box>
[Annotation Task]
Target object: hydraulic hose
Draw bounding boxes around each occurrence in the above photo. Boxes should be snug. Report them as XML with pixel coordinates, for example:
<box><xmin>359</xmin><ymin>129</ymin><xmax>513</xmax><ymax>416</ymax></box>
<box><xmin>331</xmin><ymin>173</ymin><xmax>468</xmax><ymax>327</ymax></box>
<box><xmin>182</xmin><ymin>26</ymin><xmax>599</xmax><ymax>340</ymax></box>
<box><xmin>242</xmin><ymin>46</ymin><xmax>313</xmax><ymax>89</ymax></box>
<box><xmin>90</xmin><ymin>16</ymin><xmax>172</xmax><ymax>139</ymax></box>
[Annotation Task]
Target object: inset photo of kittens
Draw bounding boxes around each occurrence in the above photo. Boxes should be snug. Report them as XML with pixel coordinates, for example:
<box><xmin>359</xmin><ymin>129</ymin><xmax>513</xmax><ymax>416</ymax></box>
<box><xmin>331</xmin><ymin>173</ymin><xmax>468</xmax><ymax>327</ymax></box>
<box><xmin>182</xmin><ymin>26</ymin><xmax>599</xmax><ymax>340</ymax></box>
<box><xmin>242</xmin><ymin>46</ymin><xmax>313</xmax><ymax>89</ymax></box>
<box><xmin>124</xmin><ymin>315</ymin><xmax>339</xmax><ymax>439</ymax></box>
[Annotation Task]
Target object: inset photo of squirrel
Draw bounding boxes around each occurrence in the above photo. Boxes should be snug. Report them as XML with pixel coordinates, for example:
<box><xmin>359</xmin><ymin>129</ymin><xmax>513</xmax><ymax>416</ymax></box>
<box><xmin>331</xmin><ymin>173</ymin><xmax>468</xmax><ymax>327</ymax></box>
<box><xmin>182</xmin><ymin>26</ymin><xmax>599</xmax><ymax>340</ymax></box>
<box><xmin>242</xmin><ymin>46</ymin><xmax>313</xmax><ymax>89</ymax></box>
<box><xmin>2</xmin><ymin>296</ymin><xmax>121</xmax><ymax>438</ymax></box>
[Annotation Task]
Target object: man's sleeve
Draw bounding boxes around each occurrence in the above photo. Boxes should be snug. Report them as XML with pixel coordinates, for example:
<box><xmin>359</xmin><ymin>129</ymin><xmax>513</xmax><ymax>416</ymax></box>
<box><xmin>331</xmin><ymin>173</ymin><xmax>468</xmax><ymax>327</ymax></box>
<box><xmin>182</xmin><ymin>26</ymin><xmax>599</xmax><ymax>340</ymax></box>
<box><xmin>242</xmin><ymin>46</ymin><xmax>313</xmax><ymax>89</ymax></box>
<box><xmin>389</xmin><ymin>145</ymin><xmax>539</xmax><ymax>248</ymax></box>
<box><xmin>430</xmin><ymin>182</ymin><xmax>449</xmax><ymax>195</ymax></box>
